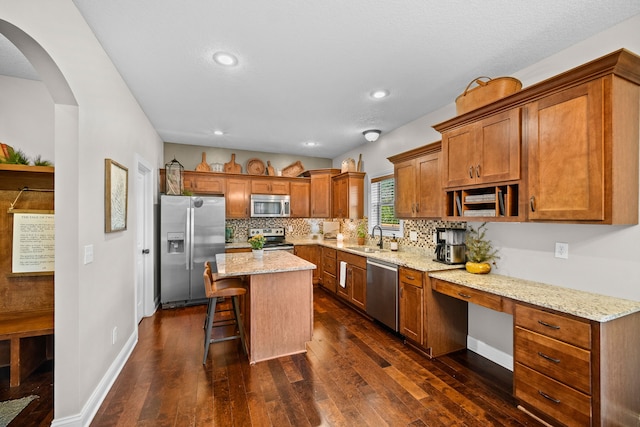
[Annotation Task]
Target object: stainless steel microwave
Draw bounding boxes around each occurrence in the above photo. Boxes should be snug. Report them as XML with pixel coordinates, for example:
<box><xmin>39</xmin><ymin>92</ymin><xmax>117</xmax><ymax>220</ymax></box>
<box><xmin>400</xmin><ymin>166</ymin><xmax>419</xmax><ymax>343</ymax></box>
<box><xmin>250</xmin><ymin>194</ymin><xmax>290</xmax><ymax>217</ymax></box>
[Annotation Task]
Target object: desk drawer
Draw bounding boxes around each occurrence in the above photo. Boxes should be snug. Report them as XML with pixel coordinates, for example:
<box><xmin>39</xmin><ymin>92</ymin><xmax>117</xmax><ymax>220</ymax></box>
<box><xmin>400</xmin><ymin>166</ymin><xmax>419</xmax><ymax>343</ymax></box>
<box><xmin>432</xmin><ymin>279</ymin><xmax>504</xmax><ymax>312</ymax></box>
<box><xmin>515</xmin><ymin>327</ymin><xmax>591</xmax><ymax>394</ymax></box>
<box><xmin>515</xmin><ymin>363</ymin><xmax>591</xmax><ymax>427</ymax></box>
<box><xmin>399</xmin><ymin>267</ymin><xmax>423</xmax><ymax>288</ymax></box>
<box><xmin>515</xmin><ymin>304</ymin><xmax>591</xmax><ymax>349</ymax></box>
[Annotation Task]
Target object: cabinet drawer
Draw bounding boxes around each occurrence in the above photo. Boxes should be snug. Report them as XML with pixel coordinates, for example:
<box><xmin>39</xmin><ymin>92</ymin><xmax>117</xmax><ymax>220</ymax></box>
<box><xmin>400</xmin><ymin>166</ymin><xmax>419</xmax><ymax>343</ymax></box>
<box><xmin>322</xmin><ymin>272</ymin><xmax>337</xmax><ymax>293</ymax></box>
<box><xmin>515</xmin><ymin>363</ymin><xmax>591</xmax><ymax>427</ymax></box>
<box><xmin>322</xmin><ymin>247</ymin><xmax>337</xmax><ymax>259</ymax></box>
<box><xmin>515</xmin><ymin>327</ymin><xmax>591</xmax><ymax>394</ymax></box>
<box><xmin>515</xmin><ymin>304</ymin><xmax>591</xmax><ymax>349</ymax></box>
<box><xmin>323</xmin><ymin>257</ymin><xmax>337</xmax><ymax>275</ymax></box>
<box><xmin>399</xmin><ymin>267</ymin><xmax>423</xmax><ymax>288</ymax></box>
<box><xmin>432</xmin><ymin>279</ymin><xmax>505</xmax><ymax>312</ymax></box>
<box><xmin>337</xmin><ymin>251</ymin><xmax>366</xmax><ymax>269</ymax></box>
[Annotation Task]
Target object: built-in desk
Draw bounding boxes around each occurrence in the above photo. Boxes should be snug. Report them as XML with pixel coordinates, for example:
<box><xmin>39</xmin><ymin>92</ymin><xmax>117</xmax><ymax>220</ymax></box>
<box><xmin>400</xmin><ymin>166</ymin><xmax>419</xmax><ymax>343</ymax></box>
<box><xmin>429</xmin><ymin>270</ymin><xmax>640</xmax><ymax>427</ymax></box>
<box><xmin>215</xmin><ymin>251</ymin><xmax>315</xmax><ymax>364</ymax></box>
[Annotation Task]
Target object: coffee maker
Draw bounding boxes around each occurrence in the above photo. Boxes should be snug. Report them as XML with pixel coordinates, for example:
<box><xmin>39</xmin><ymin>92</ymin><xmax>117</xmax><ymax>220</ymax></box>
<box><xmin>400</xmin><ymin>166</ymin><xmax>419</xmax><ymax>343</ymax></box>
<box><xmin>434</xmin><ymin>227</ymin><xmax>466</xmax><ymax>264</ymax></box>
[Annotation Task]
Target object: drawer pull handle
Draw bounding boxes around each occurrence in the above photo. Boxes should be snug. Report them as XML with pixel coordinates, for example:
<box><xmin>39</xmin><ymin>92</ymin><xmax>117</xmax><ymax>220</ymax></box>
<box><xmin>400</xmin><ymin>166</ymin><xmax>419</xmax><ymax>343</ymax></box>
<box><xmin>458</xmin><ymin>292</ymin><xmax>472</xmax><ymax>299</ymax></box>
<box><xmin>537</xmin><ymin>320</ymin><xmax>560</xmax><ymax>330</ymax></box>
<box><xmin>406</xmin><ymin>275</ymin><xmax>415</xmax><ymax>280</ymax></box>
<box><xmin>538</xmin><ymin>390</ymin><xmax>561</xmax><ymax>404</ymax></box>
<box><xmin>537</xmin><ymin>352</ymin><xmax>560</xmax><ymax>364</ymax></box>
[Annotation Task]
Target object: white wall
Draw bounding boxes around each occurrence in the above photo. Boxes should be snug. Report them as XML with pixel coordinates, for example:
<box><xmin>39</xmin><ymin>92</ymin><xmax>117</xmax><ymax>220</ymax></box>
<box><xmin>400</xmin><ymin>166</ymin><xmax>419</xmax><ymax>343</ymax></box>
<box><xmin>335</xmin><ymin>13</ymin><xmax>640</xmax><ymax>368</ymax></box>
<box><xmin>1</xmin><ymin>1</ymin><xmax>164</xmax><ymax>424</ymax></box>
<box><xmin>0</xmin><ymin>75</ymin><xmax>54</xmax><ymax>162</ymax></box>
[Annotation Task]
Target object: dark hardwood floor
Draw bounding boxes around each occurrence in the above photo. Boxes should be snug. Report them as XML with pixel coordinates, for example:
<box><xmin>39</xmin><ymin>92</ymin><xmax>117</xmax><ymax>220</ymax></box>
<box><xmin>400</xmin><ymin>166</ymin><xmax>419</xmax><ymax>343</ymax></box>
<box><xmin>4</xmin><ymin>287</ymin><xmax>545</xmax><ymax>426</ymax></box>
<box><xmin>0</xmin><ymin>360</ymin><xmax>53</xmax><ymax>426</ymax></box>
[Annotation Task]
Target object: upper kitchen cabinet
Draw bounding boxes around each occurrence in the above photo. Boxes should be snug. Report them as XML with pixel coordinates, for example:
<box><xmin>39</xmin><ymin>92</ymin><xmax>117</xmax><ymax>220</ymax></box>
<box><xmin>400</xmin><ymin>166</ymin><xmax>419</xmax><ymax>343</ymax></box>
<box><xmin>303</xmin><ymin>169</ymin><xmax>340</xmax><ymax>218</ymax></box>
<box><xmin>226</xmin><ymin>177</ymin><xmax>251</xmax><ymax>218</ymax></box>
<box><xmin>526</xmin><ymin>75</ymin><xmax>639</xmax><ymax>224</ymax></box>
<box><xmin>250</xmin><ymin>176</ymin><xmax>290</xmax><ymax>195</ymax></box>
<box><xmin>289</xmin><ymin>179</ymin><xmax>310</xmax><ymax>218</ymax></box>
<box><xmin>440</xmin><ymin>108</ymin><xmax>521</xmax><ymax>188</ymax></box>
<box><xmin>332</xmin><ymin>171</ymin><xmax>365</xmax><ymax>219</ymax></box>
<box><xmin>388</xmin><ymin>141</ymin><xmax>442</xmax><ymax>219</ymax></box>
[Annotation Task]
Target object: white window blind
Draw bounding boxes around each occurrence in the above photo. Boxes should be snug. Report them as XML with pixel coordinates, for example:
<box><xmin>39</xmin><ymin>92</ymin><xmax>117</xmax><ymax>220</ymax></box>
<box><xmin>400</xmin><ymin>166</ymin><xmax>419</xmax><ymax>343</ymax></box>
<box><xmin>370</xmin><ymin>174</ymin><xmax>401</xmax><ymax>234</ymax></box>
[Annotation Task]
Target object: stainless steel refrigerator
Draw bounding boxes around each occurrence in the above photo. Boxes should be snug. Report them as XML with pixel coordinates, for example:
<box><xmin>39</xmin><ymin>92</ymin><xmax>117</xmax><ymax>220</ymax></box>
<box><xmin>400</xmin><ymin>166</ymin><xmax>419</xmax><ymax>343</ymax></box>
<box><xmin>160</xmin><ymin>194</ymin><xmax>225</xmax><ymax>307</ymax></box>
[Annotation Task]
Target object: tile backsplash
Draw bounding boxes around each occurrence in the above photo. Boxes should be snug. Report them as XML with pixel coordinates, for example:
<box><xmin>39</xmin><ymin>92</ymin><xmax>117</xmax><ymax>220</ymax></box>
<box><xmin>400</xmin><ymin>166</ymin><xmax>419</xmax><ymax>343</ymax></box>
<box><xmin>227</xmin><ymin>217</ymin><xmax>465</xmax><ymax>254</ymax></box>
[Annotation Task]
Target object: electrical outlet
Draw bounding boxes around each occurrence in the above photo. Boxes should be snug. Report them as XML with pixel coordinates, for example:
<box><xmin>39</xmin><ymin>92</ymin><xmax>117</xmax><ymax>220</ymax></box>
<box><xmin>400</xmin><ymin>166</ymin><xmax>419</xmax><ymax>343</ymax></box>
<box><xmin>555</xmin><ymin>242</ymin><xmax>569</xmax><ymax>259</ymax></box>
<box><xmin>410</xmin><ymin>231</ymin><xmax>418</xmax><ymax>242</ymax></box>
<box><xmin>84</xmin><ymin>244</ymin><xmax>94</xmax><ymax>264</ymax></box>
<box><xmin>112</xmin><ymin>326</ymin><xmax>118</xmax><ymax>344</ymax></box>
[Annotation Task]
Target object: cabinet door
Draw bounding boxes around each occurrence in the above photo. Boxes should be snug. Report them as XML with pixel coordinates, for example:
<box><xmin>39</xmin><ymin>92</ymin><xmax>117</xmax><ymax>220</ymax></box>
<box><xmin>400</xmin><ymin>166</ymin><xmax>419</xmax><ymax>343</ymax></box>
<box><xmin>191</xmin><ymin>174</ymin><xmax>225</xmax><ymax>194</ymax></box>
<box><xmin>310</xmin><ymin>173</ymin><xmax>332</xmax><ymax>217</ymax></box>
<box><xmin>350</xmin><ymin>265</ymin><xmax>367</xmax><ymax>311</ymax></box>
<box><xmin>294</xmin><ymin>245</ymin><xmax>320</xmax><ymax>284</ymax></box>
<box><xmin>226</xmin><ymin>178</ymin><xmax>250</xmax><ymax>218</ymax></box>
<box><xmin>251</xmin><ymin>179</ymin><xmax>290</xmax><ymax>195</ymax></box>
<box><xmin>290</xmin><ymin>181</ymin><xmax>310</xmax><ymax>217</ymax></box>
<box><xmin>336</xmin><ymin>265</ymin><xmax>350</xmax><ymax>300</ymax></box>
<box><xmin>332</xmin><ymin>176</ymin><xmax>347</xmax><ymax>218</ymax></box>
<box><xmin>416</xmin><ymin>152</ymin><xmax>441</xmax><ymax>218</ymax></box>
<box><xmin>476</xmin><ymin>108</ymin><xmax>520</xmax><ymax>184</ymax></box>
<box><xmin>400</xmin><ymin>282</ymin><xmax>423</xmax><ymax>344</ymax></box>
<box><xmin>526</xmin><ymin>80</ymin><xmax>604</xmax><ymax>221</ymax></box>
<box><xmin>394</xmin><ymin>159</ymin><xmax>417</xmax><ymax>218</ymax></box>
<box><xmin>443</xmin><ymin>124</ymin><xmax>476</xmax><ymax>187</ymax></box>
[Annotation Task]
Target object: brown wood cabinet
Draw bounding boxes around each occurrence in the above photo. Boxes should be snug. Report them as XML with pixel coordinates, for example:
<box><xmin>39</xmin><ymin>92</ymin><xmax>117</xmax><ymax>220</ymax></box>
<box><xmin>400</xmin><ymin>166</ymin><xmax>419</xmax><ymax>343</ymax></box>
<box><xmin>250</xmin><ymin>177</ymin><xmax>290</xmax><ymax>195</ymax></box>
<box><xmin>321</xmin><ymin>247</ymin><xmax>337</xmax><ymax>293</ymax></box>
<box><xmin>399</xmin><ymin>267</ymin><xmax>423</xmax><ymax>344</ymax></box>
<box><xmin>389</xmin><ymin>141</ymin><xmax>442</xmax><ymax>219</ymax></box>
<box><xmin>294</xmin><ymin>245</ymin><xmax>320</xmax><ymax>284</ymax></box>
<box><xmin>525</xmin><ymin>75</ymin><xmax>639</xmax><ymax>224</ymax></box>
<box><xmin>441</xmin><ymin>108</ymin><xmax>521</xmax><ymax>188</ymax></box>
<box><xmin>225</xmin><ymin>177</ymin><xmax>251</xmax><ymax>218</ymax></box>
<box><xmin>289</xmin><ymin>180</ymin><xmax>310</xmax><ymax>218</ymax></box>
<box><xmin>332</xmin><ymin>172</ymin><xmax>365</xmax><ymax>219</ymax></box>
<box><xmin>336</xmin><ymin>251</ymin><xmax>366</xmax><ymax>312</ymax></box>
<box><xmin>305</xmin><ymin>169</ymin><xmax>339</xmax><ymax>218</ymax></box>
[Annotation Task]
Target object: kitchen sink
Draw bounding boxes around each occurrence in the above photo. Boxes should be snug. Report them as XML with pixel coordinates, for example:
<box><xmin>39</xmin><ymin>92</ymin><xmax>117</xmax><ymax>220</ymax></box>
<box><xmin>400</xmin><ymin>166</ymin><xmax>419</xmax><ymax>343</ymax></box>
<box><xmin>345</xmin><ymin>246</ymin><xmax>390</xmax><ymax>254</ymax></box>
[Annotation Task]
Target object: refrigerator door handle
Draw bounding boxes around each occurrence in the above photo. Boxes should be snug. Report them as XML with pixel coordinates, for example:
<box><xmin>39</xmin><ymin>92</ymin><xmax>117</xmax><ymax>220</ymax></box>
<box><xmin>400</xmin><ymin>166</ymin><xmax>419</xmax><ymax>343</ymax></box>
<box><xmin>185</xmin><ymin>207</ymin><xmax>191</xmax><ymax>270</ymax></box>
<box><xmin>189</xmin><ymin>207</ymin><xmax>195</xmax><ymax>270</ymax></box>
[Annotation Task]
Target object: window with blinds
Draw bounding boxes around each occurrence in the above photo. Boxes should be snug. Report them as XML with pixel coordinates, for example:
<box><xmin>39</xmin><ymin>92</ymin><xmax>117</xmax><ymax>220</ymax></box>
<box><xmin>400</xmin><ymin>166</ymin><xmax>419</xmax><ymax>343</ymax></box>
<box><xmin>370</xmin><ymin>174</ymin><xmax>401</xmax><ymax>234</ymax></box>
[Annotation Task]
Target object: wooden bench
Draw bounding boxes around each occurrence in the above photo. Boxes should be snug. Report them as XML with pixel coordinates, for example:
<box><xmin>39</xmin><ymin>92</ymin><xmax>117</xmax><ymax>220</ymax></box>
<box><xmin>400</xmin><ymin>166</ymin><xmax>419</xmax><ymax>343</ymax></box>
<box><xmin>0</xmin><ymin>309</ymin><xmax>54</xmax><ymax>387</ymax></box>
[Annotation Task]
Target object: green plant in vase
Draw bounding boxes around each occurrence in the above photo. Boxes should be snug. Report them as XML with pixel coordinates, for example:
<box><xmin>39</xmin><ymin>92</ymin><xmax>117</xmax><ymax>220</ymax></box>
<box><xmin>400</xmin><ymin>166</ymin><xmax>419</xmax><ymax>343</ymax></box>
<box><xmin>356</xmin><ymin>221</ymin><xmax>367</xmax><ymax>245</ymax></box>
<box><xmin>465</xmin><ymin>222</ymin><xmax>499</xmax><ymax>274</ymax></box>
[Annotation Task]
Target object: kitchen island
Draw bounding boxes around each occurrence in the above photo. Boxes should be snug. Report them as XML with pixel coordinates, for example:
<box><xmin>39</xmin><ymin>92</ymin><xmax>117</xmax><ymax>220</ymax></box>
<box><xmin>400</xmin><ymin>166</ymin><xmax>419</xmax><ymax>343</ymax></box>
<box><xmin>215</xmin><ymin>251</ymin><xmax>316</xmax><ymax>364</ymax></box>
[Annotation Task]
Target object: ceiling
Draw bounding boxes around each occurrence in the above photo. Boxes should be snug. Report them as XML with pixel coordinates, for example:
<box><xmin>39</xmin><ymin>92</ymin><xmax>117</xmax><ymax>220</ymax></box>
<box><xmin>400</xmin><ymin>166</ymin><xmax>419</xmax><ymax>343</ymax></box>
<box><xmin>2</xmin><ymin>1</ymin><xmax>640</xmax><ymax>159</ymax></box>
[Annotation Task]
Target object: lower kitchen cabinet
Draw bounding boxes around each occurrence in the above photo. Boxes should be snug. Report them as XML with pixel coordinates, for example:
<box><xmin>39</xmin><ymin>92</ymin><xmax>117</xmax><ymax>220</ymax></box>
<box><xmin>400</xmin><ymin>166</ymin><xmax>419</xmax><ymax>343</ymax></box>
<box><xmin>321</xmin><ymin>247</ymin><xmax>337</xmax><ymax>293</ymax></box>
<box><xmin>399</xmin><ymin>267</ymin><xmax>423</xmax><ymax>345</ymax></box>
<box><xmin>336</xmin><ymin>251</ymin><xmax>367</xmax><ymax>312</ymax></box>
<box><xmin>294</xmin><ymin>244</ymin><xmax>320</xmax><ymax>284</ymax></box>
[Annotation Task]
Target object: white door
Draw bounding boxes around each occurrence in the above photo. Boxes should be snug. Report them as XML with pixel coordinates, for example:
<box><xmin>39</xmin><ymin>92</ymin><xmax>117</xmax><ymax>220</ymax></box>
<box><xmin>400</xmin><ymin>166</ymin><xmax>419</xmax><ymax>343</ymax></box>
<box><xmin>135</xmin><ymin>156</ymin><xmax>155</xmax><ymax>322</ymax></box>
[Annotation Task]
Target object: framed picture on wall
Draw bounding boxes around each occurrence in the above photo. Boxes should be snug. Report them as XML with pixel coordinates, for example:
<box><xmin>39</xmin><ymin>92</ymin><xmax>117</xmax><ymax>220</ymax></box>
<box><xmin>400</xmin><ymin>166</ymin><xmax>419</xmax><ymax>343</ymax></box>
<box><xmin>105</xmin><ymin>158</ymin><xmax>128</xmax><ymax>233</ymax></box>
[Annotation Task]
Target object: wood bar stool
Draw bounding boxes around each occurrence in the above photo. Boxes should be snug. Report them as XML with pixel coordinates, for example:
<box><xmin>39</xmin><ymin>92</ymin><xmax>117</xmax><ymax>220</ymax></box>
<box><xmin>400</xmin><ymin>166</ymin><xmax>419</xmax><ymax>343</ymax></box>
<box><xmin>203</xmin><ymin>261</ymin><xmax>247</xmax><ymax>364</ymax></box>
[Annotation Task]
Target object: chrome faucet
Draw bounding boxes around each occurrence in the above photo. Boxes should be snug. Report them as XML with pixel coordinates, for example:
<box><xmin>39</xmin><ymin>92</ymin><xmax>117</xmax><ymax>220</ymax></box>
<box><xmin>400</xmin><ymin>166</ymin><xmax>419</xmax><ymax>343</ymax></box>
<box><xmin>371</xmin><ymin>225</ymin><xmax>383</xmax><ymax>249</ymax></box>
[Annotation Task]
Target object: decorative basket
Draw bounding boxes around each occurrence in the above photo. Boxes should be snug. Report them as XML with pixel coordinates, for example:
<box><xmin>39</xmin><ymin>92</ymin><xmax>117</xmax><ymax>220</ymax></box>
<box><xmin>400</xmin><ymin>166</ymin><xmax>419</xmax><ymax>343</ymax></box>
<box><xmin>455</xmin><ymin>76</ymin><xmax>522</xmax><ymax>115</ymax></box>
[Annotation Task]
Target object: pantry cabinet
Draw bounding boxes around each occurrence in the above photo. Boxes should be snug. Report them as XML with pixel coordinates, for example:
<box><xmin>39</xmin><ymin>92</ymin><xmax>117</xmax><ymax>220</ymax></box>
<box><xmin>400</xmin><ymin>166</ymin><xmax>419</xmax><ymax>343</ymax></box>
<box><xmin>389</xmin><ymin>141</ymin><xmax>442</xmax><ymax>219</ymax></box>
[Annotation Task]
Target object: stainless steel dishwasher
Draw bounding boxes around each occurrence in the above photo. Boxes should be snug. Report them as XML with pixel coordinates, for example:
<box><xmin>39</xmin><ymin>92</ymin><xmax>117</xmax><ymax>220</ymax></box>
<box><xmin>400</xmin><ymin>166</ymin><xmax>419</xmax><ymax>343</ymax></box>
<box><xmin>366</xmin><ymin>259</ymin><xmax>399</xmax><ymax>332</ymax></box>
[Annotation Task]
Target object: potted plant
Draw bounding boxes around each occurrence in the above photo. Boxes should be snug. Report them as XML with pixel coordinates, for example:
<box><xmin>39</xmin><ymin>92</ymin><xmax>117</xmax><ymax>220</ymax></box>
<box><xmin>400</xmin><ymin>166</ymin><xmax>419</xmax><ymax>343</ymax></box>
<box><xmin>356</xmin><ymin>221</ymin><xmax>367</xmax><ymax>245</ymax></box>
<box><xmin>465</xmin><ymin>222</ymin><xmax>499</xmax><ymax>274</ymax></box>
<box><xmin>248</xmin><ymin>234</ymin><xmax>266</xmax><ymax>259</ymax></box>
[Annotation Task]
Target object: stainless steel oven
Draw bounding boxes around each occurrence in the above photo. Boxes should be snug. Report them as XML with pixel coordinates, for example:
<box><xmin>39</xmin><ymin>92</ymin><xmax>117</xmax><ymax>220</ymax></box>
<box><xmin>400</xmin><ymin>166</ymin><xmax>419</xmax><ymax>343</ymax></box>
<box><xmin>249</xmin><ymin>228</ymin><xmax>294</xmax><ymax>252</ymax></box>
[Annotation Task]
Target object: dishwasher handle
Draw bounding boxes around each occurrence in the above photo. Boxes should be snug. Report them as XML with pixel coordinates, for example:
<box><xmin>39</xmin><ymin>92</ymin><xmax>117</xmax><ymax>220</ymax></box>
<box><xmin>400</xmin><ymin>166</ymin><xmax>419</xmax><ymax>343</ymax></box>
<box><xmin>366</xmin><ymin>259</ymin><xmax>398</xmax><ymax>272</ymax></box>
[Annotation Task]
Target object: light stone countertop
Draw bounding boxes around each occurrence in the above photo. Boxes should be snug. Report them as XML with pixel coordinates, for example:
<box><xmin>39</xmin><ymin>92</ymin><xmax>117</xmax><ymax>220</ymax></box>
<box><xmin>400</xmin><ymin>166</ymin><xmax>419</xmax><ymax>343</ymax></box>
<box><xmin>429</xmin><ymin>269</ymin><xmax>640</xmax><ymax>322</ymax></box>
<box><xmin>215</xmin><ymin>250</ymin><xmax>316</xmax><ymax>277</ymax></box>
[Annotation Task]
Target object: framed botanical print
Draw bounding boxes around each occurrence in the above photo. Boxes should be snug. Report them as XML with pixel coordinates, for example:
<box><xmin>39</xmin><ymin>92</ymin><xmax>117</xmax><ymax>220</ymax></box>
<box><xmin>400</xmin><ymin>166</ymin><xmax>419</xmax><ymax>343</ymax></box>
<box><xmin>105</xmin><ymin>158</ymin><xmax>128</xmax><ymax>233</ymax></box>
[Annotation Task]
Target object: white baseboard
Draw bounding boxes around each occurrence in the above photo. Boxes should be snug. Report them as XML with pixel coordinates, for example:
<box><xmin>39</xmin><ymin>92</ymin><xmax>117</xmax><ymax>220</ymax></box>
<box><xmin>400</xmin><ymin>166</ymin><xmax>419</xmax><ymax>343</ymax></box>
<box><xmin>467</xmin><ymin>336</ymin><xmax>513</xmax><ymax>371</ymax></box>
<box><xmin>50</xmin><ymin>329</ymin><xmax>138</xmax><ymax>427</ymax></box>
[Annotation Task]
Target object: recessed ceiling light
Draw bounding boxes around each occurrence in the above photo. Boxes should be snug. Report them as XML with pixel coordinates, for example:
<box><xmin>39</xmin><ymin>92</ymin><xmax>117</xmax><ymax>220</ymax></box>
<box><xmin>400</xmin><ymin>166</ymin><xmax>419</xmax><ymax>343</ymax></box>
<box><xmin>212</xmin><ymin>51</ymin><xmax>238</xmax><ymax>66</ymax></box>
<box><xmin>303</xmin><ymin>141</ymin><xmax>318</xmax><ymax>147</ymax></box>
<box><xmin>370</xmin><ymin>89</ymin><xmax>389</xmax><ymax>99</ymax></box>
<box><xmin>213</xmin><ymin>130</ymin><xmax>224</xmax><ymax>136</ymax></box>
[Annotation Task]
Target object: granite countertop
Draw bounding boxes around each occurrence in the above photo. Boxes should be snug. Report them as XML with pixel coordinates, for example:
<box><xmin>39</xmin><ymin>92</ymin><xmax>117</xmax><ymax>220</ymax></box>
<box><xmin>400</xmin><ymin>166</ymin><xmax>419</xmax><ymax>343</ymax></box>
<box><xmin>429</xmin><ymin>269</ymin><xmax>640</xmax><ymax>322</ymax></box>
<box><xmin>215</xmin><ymin>250</ymin><xmax>316</xmax><ymax>277</ymax></box>
<box><xmin>284</xmin><ymin>237</ymin><xmax>463</xmax><ymax>273</ymax></box>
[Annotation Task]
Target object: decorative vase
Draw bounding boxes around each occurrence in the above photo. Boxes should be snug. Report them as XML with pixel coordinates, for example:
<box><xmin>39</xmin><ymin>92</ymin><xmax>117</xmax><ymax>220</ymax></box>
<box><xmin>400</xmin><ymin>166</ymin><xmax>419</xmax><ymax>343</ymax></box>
<box><xmin>465</xmin><ymin>261</ymin><xmax>491</xmax><ymax>274</ymax></box>
<box><xmin>252</xmin><ymin>249</ymin><xmax>263</xmax><ymax>259</ymax></box>
<box><xmin>357</xmin><ymin>237</ymin><xmax>365</xmax><ymax>245</ymax></box>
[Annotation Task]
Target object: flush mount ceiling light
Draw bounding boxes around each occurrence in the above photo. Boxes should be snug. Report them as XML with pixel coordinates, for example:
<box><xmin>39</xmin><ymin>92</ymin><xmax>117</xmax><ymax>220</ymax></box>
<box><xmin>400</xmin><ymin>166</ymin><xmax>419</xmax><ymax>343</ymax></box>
<box><xmin>212</xmin><ymin>51</ymin><xmax>238</xmax><ymax>66</ymax></box>
<box><xmin>363</xmin><ymin>129</ymin><xmax>381</xmax><ymax>142</ymax></box>
<box><xmin>303</xmin><ymin>141</ymin><xmax>318</xmax><ymax>147</ymax></box>
<box><xmin>213</xmin><ymin>130</ymin><xmax>224</xmax><ymax>136</ymax></box>
<box><xmin>370</xmin><ymin>89</ymin><xmax>389</xmax><ymax>99</ymax></box>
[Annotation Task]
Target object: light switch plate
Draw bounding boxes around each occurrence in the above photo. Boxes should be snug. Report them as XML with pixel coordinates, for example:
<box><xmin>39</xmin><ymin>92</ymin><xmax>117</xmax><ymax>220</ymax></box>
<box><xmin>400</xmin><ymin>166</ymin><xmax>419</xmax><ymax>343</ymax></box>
<box><xmin>555</xmin><ymin>242</ymin><xmax>568</xmax><ymax>259</ymax></box>
<box><xmin>84</xmin><ymin>244</ymin><xmax>94</xmax><ymax>264</ymax></box>
<box><xmin>410</xmin><ymin>231</ymin><xmax>418</xmax><ymax>242</ymax></box>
